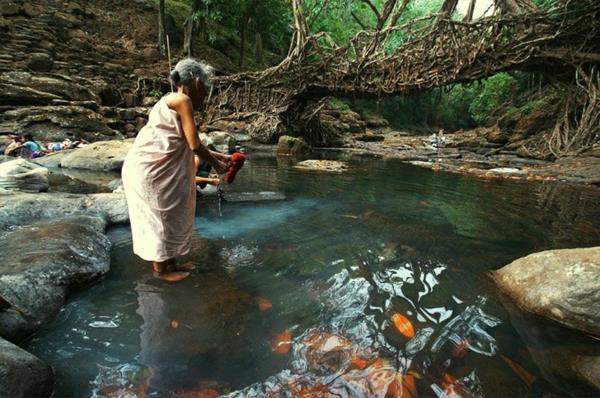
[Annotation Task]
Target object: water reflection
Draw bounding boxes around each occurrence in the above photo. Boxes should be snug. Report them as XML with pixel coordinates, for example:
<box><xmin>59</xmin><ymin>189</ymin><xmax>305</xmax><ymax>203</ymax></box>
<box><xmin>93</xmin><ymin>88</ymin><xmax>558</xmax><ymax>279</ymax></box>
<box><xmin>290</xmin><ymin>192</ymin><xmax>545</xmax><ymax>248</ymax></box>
<box><xmin>224</xmin><ymin>251</ymin><xmax>503</xmax><ymax>397</ymax></box>
<box><xmin>24</xmin><ymin>156</ymin><xmax>600</xmax><ymax>397</ymax></box>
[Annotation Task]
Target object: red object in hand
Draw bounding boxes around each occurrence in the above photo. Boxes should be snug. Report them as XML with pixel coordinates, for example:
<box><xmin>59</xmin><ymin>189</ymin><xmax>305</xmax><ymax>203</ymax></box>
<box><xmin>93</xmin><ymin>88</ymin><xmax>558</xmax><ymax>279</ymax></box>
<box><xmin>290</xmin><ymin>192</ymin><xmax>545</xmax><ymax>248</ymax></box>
<box><xmin>224</xmin><ymin>152</ymin><xmax>246</xmax><ymax>184</ymax></box>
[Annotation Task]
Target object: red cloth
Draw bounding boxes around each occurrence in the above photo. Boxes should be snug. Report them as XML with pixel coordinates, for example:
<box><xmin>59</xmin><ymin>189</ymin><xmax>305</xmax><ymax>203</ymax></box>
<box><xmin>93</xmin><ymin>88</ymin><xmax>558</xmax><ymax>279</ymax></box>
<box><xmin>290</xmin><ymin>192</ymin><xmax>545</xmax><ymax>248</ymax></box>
<box><xmin>225</xmin><ymin>152</ymin><xmax>246</xmax><ymax>184</ymax></box>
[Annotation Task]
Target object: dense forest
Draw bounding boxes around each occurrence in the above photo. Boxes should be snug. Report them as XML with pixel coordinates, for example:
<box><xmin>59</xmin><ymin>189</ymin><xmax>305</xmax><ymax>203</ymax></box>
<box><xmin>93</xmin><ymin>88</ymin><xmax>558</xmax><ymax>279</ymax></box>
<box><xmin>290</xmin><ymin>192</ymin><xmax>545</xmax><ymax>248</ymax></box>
<box><xmin>154</xmin><ymin>0</ymin><xmax>584</xmax><ymax>139</ymax></box>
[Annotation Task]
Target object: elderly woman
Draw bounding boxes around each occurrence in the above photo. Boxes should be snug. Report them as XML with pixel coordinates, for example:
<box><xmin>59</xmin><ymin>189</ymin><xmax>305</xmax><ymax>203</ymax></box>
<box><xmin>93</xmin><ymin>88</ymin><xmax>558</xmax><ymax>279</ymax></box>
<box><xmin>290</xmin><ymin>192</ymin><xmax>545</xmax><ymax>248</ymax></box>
<box><xmin>122</xmin><ymin>58</ymin><xmax>229</xmax><ymax>281</ymax></box>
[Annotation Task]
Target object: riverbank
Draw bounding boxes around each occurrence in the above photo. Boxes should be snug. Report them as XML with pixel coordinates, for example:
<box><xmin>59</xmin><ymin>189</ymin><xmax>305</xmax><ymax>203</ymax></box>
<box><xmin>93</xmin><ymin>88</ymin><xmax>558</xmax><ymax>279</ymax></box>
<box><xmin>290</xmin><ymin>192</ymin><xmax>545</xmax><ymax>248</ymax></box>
<box><xmin>266</xmin><ymin>128</ymin><xmax>600</xmax><ymax>186</ymax></box>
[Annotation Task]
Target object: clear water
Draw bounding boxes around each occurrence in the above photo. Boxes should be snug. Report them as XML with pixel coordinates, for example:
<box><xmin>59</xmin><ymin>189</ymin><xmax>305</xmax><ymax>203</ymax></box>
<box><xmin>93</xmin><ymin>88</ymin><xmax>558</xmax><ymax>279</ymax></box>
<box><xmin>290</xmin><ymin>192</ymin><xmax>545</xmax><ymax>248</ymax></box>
<box><xmin>27</xmin><ymin>154</ymin><xmax>600</xmax><ymax>398</ymax></box>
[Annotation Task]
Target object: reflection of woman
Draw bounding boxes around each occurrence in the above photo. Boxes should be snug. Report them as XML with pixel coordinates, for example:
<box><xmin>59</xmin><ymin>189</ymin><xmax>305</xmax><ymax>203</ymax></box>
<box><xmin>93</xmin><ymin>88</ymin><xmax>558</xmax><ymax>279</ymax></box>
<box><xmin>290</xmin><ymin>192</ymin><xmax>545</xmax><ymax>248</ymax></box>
<box><xmin>122</xmin><ymin>58</ymin><xmax>230</xmax><ymax>281</ymax></box>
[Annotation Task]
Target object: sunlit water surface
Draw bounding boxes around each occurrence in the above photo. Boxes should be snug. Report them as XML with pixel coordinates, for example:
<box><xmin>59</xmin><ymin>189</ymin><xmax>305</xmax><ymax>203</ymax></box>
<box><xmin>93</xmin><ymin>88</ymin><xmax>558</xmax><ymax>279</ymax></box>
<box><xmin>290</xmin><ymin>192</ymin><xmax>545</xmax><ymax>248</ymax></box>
<box><xmin>27</xmin><ymin>154</ymin><xmax>600</xmax><ymax>398</ymax></box>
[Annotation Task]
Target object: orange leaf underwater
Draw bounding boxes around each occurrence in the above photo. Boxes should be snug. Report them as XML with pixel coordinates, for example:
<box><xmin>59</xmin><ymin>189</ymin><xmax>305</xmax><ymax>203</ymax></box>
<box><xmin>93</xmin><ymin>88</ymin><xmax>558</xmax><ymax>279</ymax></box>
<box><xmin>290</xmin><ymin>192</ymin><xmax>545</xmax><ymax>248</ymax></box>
<box><xmin>391</xmin><ymin>313</ymin><xmax>416</xmax><ymax>338</ymax></box>
<box><xmin>451</xmin><ymin>339</ymin><xmax>470</xmax><ymax>358</ymax></box>
<box><xmin>350</xmin><ymin>355</ymin><xmax>368</xmax><ymax>370</ymax></box>
<box><xmin>272</xmin><ymin>330</ymin><xmax>293</xmax><ymax>354</ymax></box>
<box><xmin>256</xmin><ymin>297</ymin><xmax>273</xmax><ymax>312</ymax></box>
<box><xmin>501</xmin><ymin>354</ymin><xmax>536</xmax><ymax>388</ymax></box>
<box><xmin>171</xmin><ymin>320</ymin><xmax>179</xmax><ymax>329</ymax></box>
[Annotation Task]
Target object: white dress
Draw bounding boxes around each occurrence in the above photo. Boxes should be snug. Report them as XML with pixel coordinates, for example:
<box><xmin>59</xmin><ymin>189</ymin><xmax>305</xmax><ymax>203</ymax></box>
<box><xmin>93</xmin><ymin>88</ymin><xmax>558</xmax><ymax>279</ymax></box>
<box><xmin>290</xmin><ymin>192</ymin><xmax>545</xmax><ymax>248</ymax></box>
<box><xmin>122</xmin><ymin>97</ymin><xmax>196</xmax><ymax>262</ymax></box>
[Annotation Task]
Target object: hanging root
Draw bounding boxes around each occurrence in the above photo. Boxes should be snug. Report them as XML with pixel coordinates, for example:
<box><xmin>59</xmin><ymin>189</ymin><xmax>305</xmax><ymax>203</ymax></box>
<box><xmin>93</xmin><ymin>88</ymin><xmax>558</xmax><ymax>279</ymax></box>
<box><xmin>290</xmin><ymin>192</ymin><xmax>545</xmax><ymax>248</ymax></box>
<box><xmin>548</xmin><ymin>66</ymin><xmax>600</xmax><ymax>157</ymax></box>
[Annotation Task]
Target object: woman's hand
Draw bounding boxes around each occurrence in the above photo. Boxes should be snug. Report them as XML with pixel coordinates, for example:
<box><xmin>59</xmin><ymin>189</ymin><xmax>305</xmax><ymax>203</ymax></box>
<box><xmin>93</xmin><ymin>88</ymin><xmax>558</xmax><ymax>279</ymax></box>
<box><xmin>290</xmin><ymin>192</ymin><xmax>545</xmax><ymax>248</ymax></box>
<box><xmin>211</xmin><ymin>158</ymin><xmax>229</xmax><ymax>175</ymax></box>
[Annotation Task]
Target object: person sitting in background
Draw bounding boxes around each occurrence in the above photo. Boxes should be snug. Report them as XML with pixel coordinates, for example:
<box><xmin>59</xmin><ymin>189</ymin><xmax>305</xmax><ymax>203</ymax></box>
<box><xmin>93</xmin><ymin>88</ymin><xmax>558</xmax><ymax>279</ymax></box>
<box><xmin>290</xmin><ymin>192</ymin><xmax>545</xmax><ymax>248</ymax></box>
<box><xmin>7</xmin><ymin>133</ymin><xmax>44</xmax><ymax>158</ymax></box>
<box><xmin>4</xmin><ymin>134</ymin><xmax>22</xmax><ymax>156</ymax></box>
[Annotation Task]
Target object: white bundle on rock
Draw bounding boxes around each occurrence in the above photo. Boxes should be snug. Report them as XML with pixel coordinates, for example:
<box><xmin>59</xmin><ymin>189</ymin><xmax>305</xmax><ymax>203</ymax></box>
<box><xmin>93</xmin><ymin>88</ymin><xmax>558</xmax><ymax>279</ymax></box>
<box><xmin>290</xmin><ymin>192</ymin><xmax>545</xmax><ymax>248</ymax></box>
<box><xmin>0</xmin><ymin>158</ymin><xmax>49</xmax><ymax>192</ymax></box>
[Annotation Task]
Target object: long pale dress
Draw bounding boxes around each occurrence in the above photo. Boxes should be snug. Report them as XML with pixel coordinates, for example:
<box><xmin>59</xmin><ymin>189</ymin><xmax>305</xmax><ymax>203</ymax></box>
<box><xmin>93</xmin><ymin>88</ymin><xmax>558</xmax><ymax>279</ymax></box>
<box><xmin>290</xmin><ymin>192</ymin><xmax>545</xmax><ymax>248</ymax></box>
<box><xmin>122</xmin><ymin>97</ymin><xmax>196</xmax><ymax>262</ymax></box>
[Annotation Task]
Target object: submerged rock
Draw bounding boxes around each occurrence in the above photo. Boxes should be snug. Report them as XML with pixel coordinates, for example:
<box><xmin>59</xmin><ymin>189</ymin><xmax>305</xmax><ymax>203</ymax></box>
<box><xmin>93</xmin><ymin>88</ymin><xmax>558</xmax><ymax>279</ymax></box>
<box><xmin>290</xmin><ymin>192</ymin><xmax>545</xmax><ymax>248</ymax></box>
<box><xmin>493</xmin><ymin>247</ymin><xmax>600</xmax><ymax>336</ymax></box>
<box><xmin>0</xmin><ymin>337</ymin><xmax>53</xmax><ymax>398</ymax></box>
<box><xmin>0</xmin><ymin>158</ymin><xmax>49</xmax><ymax>192</ymax></box>
<box><xmin>0</xmin><ymin>216</ymin><xmax>111</xmax><ymax>341</ymax></box>
<box><xmin>60</xmin><ymin>139</ymin><xmax>133</xmax><ymax>171</ymax></box>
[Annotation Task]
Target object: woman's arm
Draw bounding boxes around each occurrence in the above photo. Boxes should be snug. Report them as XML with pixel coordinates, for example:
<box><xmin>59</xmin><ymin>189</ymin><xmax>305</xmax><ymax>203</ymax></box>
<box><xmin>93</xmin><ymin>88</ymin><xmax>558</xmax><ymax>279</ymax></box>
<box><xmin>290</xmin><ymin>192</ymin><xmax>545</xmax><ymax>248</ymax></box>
<box><xmin>168</xmin><ymin>94</ymin><xmax>228</xmax><ymax>174</ymax></box>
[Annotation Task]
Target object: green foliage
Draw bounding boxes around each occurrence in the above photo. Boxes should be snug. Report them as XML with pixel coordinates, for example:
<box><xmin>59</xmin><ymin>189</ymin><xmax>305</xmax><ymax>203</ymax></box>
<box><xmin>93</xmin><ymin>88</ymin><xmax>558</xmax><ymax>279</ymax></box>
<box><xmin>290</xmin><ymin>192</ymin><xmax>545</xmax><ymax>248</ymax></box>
<box><xmin>149</xmin><ymin>89</ymin><xmax>163</xmax><ymax>98</ymax></box>
<box><xmin>329</xmin><ymin>97</ymin><xmax>351</xmax><ymax>111</ymax></box>
<box><xmin>468</xmin><ymin>73</ymin><xmax>518</xmax><ymax>124</ymax></box>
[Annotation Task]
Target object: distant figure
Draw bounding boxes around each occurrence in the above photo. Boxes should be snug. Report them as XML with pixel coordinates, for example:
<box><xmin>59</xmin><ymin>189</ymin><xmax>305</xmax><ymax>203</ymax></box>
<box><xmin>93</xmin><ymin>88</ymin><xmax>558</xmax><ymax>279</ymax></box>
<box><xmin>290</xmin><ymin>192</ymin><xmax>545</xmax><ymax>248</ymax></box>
<box><xmin>3</xmin><ymin>134</ymin><xmax>21</xmax><ymax>156</ymax></box>
<box><xmin>122</xmin><ymin>58</ymin><xmax>231</xmax><ymax>282</ymax></box>
<box><xmin>7</xmin><ymin>133</ymin><xmax>44</xmax><ymax>158</ymax></box>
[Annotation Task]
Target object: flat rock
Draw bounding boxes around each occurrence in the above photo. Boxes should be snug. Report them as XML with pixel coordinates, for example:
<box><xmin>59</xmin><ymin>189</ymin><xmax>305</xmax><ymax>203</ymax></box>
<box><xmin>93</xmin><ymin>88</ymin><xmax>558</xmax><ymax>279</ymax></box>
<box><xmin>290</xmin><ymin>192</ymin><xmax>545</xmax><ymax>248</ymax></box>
<box><xmin>31</xmin><ymin>150</ymin><xmax>72</xmax><ymax>168</ymax></box>
<box><xmin>493</xmin><ymin>247</ymin><xmax>600</xmax><ymax>336</ymax></box>
<box><xmin>61</xmin><ymin>139</ymin><xmax>133</xmax><ymax>171</ymax></box>
<box><xmin>0</xmin><ymin>216</ymin><xmax>111</xmax><ymax>341</ymax></box>
<box><xmin>294</xmin><ymin>159</ymin><xmax>349</xmax><ymax>172</ymax></box>
<box><xmin>0</xmin><ymin>191</ymin><xmax>128</xmax><ymax>229</ymax></box>
<box><xmin>0</xmin><ymin>337</ymin><xmax>53</xmax><ymax>398</ymax></box>
<box><xmin>224</xmin><ymin>191</ymin><xmax>286</xmax><ymax>202</ymax></box>
<box><xmin>0</xmin><ymin>158</ymin><xmax>49</xmax><ymax>192</ymax></box>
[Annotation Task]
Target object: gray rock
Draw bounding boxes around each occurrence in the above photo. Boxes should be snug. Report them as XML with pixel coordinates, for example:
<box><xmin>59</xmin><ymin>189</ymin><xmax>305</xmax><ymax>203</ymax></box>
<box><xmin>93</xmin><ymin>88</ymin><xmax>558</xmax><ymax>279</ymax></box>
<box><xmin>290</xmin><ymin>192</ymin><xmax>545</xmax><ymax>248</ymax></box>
<box><xmin>0</xmin><ymin>159</ymin><xmax>49</xmax><ymax>192</ymax></box>
<box><xmin>0</xmin><ymin>216</ymin><xmax>110</xmax><ymax>341</ymax></box>
<box><xmin>200</xmin><ymin>131</ymin><xmax>236</xmax><ymax>154</ymax></box>
<box><xmin>493</xmin><ymin>247</ymin><xmax>600</xmax><ymax>336</ymax></box>
<box><xmin>26</xmin><ymin>53</ymin><xmax>53</xmax><ymax>73</ymax></box>
<box><xmin>107</xmin><ymin>178</ymin><xmax>123</xmax><ymax>192</ymax></box>
<box><xmin>142</xmin><ymin>96</ymin><xmax>159</xmax><ymax>107</ymax></box>
<box><xmin>0</xmin><ymin>2</ymin><xmax>20</xmax><ymax>17</ymax></box>
<box><xmin>0</xmin><ymin>337</ymin><xmax>53</xmax><ymax>398</ymax></box>
<box><xmin>31</xmin><ymin>150</ymin><xmax>72</xmax><ymax>168</ymax></box>
<box><xmin>0</xmin><ymin>72</ymin><xmax>100</xmax><ymax>104</ymax></box>
<box><xmin>21</xmin><ymin>3</ymin><xmax>40</xmax><ymax>18</ymax></box>
<box><xmin>0</xmin><ymin>82</ymin><xmax>60</xmax><ymax>106</ymax></box>
<box><xmin>61</xmin><ymin>139</ymin><xmax>133</xmax><ymax>171</ymax></box>
<box><xmin>0</xmin><ymin>105</ymin><xmax>120</xmax><ymax>143</ymax></box>
<box><xmin>0</xmin><ymin>191</ymin><xmax>128</xmax><ymax>229</ymax></box>
<box><xmin>277</xmin><ymin>135</ymin><xmax>309</xmax><ymax>157</ymax></box>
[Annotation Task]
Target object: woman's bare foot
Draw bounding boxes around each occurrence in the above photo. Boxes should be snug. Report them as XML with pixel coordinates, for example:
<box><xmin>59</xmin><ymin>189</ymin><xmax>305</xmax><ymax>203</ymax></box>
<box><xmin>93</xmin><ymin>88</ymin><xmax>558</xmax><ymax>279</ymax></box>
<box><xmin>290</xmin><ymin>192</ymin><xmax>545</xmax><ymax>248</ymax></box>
<box><xmin>152</xmin><ymin>271</ymin><xmax>190</xmax><ymax>282</ymax></box>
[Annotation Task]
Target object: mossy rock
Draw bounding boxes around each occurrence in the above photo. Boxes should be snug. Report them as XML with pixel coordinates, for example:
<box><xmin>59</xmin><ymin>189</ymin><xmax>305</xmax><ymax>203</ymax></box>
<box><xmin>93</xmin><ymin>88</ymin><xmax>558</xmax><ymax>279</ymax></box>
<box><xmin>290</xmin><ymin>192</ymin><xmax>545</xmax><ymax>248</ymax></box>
<box><xmin>277</xmin><ymin>135</ymin><xmax>310</xmax><ymax>157</ymax></box>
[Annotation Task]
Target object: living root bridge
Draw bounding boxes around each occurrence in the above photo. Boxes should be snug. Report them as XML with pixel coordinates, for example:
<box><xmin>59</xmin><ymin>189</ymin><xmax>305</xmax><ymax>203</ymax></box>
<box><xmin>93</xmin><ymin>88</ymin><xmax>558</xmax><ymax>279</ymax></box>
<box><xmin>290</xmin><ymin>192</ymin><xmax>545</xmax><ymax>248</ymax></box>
<box><xmin>205</xmin><ymin>0</ymin><xmax>600</xmax><ymax>149</ymax></box>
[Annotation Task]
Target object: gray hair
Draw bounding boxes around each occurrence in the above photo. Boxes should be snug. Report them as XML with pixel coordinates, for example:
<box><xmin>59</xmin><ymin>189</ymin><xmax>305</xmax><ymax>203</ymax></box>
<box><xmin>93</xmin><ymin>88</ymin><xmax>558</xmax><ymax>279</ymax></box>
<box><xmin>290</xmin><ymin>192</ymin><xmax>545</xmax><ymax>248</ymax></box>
<box><xmin>169</xmin><ymin>58</ymin><xmax>214</xmax><ymax>90</ymax></box>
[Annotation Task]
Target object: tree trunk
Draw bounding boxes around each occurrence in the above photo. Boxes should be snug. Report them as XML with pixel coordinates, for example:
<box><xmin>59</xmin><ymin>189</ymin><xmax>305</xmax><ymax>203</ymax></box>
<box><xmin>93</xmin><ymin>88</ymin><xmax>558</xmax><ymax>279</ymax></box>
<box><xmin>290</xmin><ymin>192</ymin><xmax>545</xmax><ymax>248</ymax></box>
<box><xmin>463</xmin><ymin>0</ymin><xmax>477</xmax><ymax>21</ymax></box>
<box><xmin>239</xmin><ymin>20</ymin><xmax>247</xmax><ymax>67</ymax></box>
<box><xmin>158</xmin><ymin>0</ymin><xmax>166</xmax><ymax>55</ymax></box>
<box><xmin>183</xmin><ymin>0</ymin><xmax>202</xmax><ymax>57</ymax></box>
<box><xmin>255</xmin><ymin>31</ymin><xmax>263</xmax><ymax>63</ymax></box>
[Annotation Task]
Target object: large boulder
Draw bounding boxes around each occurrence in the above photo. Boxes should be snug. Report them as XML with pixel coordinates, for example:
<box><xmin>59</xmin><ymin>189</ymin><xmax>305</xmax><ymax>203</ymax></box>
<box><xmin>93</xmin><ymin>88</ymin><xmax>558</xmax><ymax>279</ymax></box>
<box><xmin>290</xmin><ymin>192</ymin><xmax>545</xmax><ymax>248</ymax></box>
<box><xmin>0</xmin><ymin>337</ymin><xmax>53</xmax><ymax>398</ymax></box>
<box><xmin>0</xmin><ymin>159</ymin><xmax>49</xmax><ymax>192</ymax></box>
<box><xmin>200</xmin><ymin>131</ymin><xmax>236</xmax><ymax>154</ymax></box>
<box><xmin>0</xmin><ymin>216</ymin><xmax>111</xmax><ymax>341</ymax></box>
<box><xmin>0</xmin><ymin>191</ymin><xmax>128</xmax><ymax>229</ymax></box>
<box><xmin>60</xmin><ymin>139</ymin><xmax>133</xmax><ymax>171</ymax></box>
<box><xmin>492</xmin><ymin>247</ymin><xmax>600</xmax><ymax>336</ymax></box>
<box><xmin>277</xmin><ymin>135</ymin><xmax>309</xmax><ymax>157</ymax></box>
<box><xmin>0</xmin><ymin>106</ymin><xmax>120</xmax><ymax>143</ymax></box>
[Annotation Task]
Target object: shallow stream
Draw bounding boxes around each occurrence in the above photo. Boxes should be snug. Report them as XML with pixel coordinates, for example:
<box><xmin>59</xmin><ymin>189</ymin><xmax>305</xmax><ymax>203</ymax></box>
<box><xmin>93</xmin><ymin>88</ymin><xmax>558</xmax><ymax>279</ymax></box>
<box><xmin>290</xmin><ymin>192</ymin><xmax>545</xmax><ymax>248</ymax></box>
<box><xmin>27</xmin><ymin>154</ymin><xmax>600</xmax><ymax>397</ymax></box>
